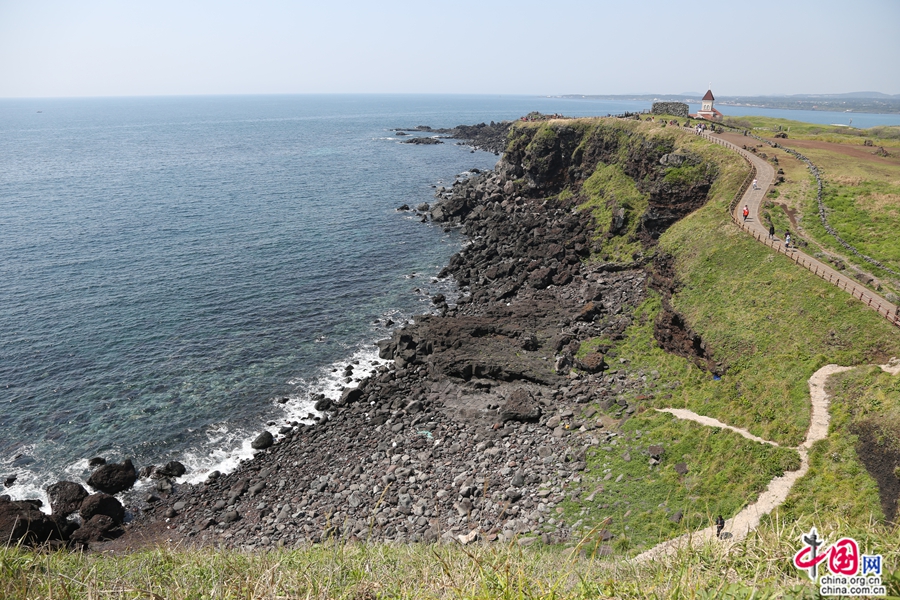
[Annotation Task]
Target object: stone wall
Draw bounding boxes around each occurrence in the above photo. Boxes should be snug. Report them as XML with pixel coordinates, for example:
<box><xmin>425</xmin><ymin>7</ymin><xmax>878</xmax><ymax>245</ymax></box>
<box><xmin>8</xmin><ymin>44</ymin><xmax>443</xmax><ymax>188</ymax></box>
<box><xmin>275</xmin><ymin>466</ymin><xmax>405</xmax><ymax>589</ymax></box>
<box><xmin>651</xmin><ymin>102</ymin><xmax>689</xmax><ymax>117</ymax></box>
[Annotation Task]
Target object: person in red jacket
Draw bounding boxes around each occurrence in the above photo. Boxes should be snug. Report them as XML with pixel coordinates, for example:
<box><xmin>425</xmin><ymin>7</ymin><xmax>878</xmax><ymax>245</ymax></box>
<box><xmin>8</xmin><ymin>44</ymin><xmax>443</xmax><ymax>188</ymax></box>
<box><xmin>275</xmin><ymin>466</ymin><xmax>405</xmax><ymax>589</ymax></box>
<box><xmin>742</xmin><ymin>205</ymin><xmax>749</xmax><ymax>221</ymax></box>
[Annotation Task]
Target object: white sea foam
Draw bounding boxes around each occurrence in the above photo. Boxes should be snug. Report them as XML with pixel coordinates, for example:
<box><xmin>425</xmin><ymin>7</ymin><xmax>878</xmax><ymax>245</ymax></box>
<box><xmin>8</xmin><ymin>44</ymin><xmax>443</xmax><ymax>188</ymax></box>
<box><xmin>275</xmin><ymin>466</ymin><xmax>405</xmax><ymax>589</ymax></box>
<box><xmin>155</xmin><ymin>266</ymin><xmax>458</xmax><ymax>488</ymax></box>
<box><xmin>2</xmin><ymin>224</ymin><xmax>462</xmax><ymax>510</ymax></box>
<box><xmin>179</xmin><ymin>429</ymin><xmax>259</xmax><ymax>485</ymax></box>
<box><xmin>176</xmin><ymin>344</ymin><xmax>391</xmax><ymax>486</ymax></box>
<box><xmin>5</xmin><ymin>455</ymin><xmax>95</xmax><ymax>514</ymax></box>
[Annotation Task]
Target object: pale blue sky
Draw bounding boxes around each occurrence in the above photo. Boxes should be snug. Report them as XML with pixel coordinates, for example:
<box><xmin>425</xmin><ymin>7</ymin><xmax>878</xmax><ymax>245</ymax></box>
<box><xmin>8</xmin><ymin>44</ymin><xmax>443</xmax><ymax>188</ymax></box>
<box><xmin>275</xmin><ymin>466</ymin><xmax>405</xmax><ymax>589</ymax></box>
<box><xmin>1</xmin><ymin>0</ymin><xmax>898</xmax><ymax>98</ymax></box>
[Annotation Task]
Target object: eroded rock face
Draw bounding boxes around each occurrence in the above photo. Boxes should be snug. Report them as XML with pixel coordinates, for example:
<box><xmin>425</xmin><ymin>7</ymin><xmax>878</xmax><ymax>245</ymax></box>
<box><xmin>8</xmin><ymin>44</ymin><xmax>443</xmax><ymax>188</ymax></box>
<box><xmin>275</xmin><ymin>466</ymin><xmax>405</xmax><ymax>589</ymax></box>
<box><xmin>649</xmin><ymin>255</ymin><xmax>719</xmax><ymax>374</ymax></box>
<box><xmin>87</xmin><ymin>460</ymin><xmax>138</xmax><ymax>494</ymax></box>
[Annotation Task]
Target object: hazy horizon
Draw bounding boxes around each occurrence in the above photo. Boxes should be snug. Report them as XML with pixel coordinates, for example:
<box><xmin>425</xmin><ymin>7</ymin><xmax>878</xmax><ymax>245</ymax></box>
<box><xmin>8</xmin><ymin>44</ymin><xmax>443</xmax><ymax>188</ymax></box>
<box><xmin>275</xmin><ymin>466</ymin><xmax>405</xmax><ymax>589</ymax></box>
<box><xmin>2</xmin><ymin>0</ymin><xmax>898</xmax><ymax>99</ymax></box>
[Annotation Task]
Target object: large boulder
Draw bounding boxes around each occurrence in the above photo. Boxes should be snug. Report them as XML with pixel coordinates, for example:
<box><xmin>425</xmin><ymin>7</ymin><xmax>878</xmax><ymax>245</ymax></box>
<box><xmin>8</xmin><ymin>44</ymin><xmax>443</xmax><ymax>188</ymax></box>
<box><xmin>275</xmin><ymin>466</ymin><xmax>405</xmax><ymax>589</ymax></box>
<box><xmin>155</xmin><ymin>461</ymin><xmax>187</xmax><ymax>478</ymax></box>
<box><xmin>575</xmin><ymin>352</ymin><xmax>606</xmax><ymax>373</ymax></box>
<box><xmin>499</xmin><ymin>389</ymin><xmax>542</xmax><ymax>423</ymax></box>
<box><xmin>87</xmin><ymin>459</ymin><xmax>137</xmax><ymax>494</ymax></box>
<box><xmin>528</xmin><ymin>267</ymin><xmax>554</xmax><ymax>289</ymax></box>
<box><xmin>0</xmin><ymin>499</ymin><xmax>63</xmax><ymax>546</ymax></box>
<box><xmin>251</xmin><ymin>431</ymin><xmax>274</xmax><ymax>450</ymax></box>
<box><xmin>46</xmin><ymin>481</ymin><xmax>89</xmax><ymax>517</ymax></box>
<box><xmin>69</xmin><ymin>514</ymin><xmax>118</xmax><ymax>545</ymax></box>
<box><xmin>80</xmin><ymin>493</ymin><xmax>125</xmax><ymax>525</ymax></box>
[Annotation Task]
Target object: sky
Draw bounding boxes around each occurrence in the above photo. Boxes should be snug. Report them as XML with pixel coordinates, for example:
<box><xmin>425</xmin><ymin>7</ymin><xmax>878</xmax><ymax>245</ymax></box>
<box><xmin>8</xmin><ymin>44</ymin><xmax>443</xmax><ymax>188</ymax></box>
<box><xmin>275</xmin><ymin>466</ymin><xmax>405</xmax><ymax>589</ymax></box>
<box><xmin>1</xmin><ymin>0</ymin><xmax>898</xmax><ymax>98</ymax></box>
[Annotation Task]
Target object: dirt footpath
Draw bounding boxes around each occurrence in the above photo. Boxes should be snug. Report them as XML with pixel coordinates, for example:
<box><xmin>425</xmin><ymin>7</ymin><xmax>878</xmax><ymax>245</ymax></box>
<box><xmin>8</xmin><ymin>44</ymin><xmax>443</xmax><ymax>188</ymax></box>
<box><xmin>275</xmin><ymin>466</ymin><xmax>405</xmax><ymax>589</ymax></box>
<box><xmin>633</xmin><ymin>363</ymin><xmax>858</xmax><ymax>563</ymax></box>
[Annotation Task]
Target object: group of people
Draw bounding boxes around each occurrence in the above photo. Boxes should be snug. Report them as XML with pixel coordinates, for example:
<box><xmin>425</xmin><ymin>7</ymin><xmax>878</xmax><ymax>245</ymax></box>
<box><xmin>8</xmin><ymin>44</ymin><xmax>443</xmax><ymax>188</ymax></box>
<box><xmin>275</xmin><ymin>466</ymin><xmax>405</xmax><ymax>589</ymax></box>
<box><xmin>744</xmin><ymin>205</ymin><xmax>795</xmax><ymax>250</ymax></box>
<box><xmin>766</xmin><ymin>224</ymin><xmax>793</xmax><ymax>249</ymax></box>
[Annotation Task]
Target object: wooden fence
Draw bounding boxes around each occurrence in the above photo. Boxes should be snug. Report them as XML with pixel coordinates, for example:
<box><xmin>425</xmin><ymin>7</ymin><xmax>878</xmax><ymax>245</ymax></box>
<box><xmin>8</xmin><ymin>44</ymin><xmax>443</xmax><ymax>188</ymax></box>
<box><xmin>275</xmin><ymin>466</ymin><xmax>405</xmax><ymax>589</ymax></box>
<box><xmin>693</xmin><ymin>129</ymin><xmax>900</xmax><ymax>329</ymax></box>
<box><xmin>729</xmin><ymin>210</ymin><xmax>900</xmax><ymax>327</ymax></box>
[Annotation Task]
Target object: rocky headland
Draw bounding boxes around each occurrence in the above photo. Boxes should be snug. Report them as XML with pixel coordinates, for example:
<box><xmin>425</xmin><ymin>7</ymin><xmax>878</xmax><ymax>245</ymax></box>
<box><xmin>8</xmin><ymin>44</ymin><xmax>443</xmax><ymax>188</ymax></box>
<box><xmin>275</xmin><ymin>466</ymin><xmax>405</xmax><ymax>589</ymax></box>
<box><xmin>396</xmin><ymin>121</ymin><xmax>514</xmax><ymax>154</ymax></box>
<box><xmin>2</xmin><ymin>117</ymin><xmax>721</xmax><ymax>552</ymax></box>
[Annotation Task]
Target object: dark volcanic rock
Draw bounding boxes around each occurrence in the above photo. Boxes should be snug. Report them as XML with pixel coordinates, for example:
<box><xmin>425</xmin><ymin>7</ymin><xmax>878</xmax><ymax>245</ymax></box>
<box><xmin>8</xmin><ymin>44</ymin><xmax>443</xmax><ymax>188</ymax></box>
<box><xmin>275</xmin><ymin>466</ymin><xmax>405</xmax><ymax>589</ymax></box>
<box><xmin>87</xmin><ymin>459</ymin><xmax>137</xmax><ymax>494</ymax></box>
<box><xmin>70</xmin><ymin>514</ymin><xmax>118</xmax><ymax>545</ymax></box>
<box><xmin>0</xmin><ymin>500</ymin><xmax>62</xmax><ymax>546</ymax></box>
<box><xmin>433</xmin><ymin>121</ymin><xmax>514</xmax><ymax>154</ymax></box>
<box><xmin>80</xmin><ymin>493</ymin><xmax>125</xmax><ymax>525</ymax></box>
<box><xmin>402</xmin><ymin>137</ymin><xmax>443</xmax><ymax>145</ymax></box>
<box><xmin>575</xmin><ymin>352</ymin><xmax>606</xmax><ymax>374</ymax></box>
<box><xmin>46</xmin><ymin>481</ymin><xmax>89</xmax><ymax>517</ymax></box>
<box><xmin>251</xmin><ymin>431</ymin><xmax>274</xmax><ymax>450</ymax></box>
<box><xmin>499</xmin><ymin>389</ymin><xmax>542</xmax><ymax>422</ymax></box>
<box><xmin>156</xmin><ymin>461</ymin><xmax>187</xmax><ymax>478</ymax></box>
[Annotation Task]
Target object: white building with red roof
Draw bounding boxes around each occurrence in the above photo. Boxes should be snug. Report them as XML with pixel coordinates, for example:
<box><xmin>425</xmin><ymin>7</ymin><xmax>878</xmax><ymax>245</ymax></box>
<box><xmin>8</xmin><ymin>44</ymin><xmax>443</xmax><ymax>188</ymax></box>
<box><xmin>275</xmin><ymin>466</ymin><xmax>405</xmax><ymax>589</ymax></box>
<box><xmin>691</xmin><ymin>89</ymin><xmax>723</xmax><ymax>121</ymax></box>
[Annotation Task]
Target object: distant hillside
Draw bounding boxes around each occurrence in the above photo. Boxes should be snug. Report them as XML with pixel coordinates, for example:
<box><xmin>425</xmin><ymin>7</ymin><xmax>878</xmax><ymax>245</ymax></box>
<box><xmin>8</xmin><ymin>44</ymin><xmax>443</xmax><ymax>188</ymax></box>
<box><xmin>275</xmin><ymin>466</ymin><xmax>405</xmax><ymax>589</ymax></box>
<box><xmin>558</xmin><ymin>93</ymin><xmax>900</xmax><ymax>114</ymax></box>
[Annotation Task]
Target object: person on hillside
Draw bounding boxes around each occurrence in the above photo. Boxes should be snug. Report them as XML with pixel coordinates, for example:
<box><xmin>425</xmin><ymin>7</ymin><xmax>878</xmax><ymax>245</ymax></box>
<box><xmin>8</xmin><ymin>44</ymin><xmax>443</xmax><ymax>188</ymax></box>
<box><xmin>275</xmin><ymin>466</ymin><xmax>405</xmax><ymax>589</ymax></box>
<box><xmin>785</xmin><ymin>231</ymin><xmax>792</xmax><ymax>249</ymax></box>
<box><xmin>715</xmin><ymin>515</ymin><xmax>725</xmax><ymax>538</ymax></box>
<box><xmin>742</xmin><ymin>205</ymin><xmax>750</xmax><ymax>221</ymax></box>
<box><xmin>769</xmin><ymin>224</ymin><xmax>775</xmax><ymax>240</ymax></box>
<box><xmin>752</xmin><ymin>178</ymin><xmax>758</xmax><ymax>190</ymax></box>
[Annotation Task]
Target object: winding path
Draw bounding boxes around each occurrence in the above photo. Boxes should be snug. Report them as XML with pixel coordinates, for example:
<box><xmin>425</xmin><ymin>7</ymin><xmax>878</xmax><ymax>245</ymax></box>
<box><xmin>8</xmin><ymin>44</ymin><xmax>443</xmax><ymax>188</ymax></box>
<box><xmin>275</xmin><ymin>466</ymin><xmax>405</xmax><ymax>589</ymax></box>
<box><xmin>633</xmin><ymin>363</ymin><xmax>863</xmax><ymax>563</ymax></box>
<box><xmin>707</xmin><ymin>131</ymin><xmax>900</xmax><ymax>325</ymax></box>
<box><xmin>631</xmin><ymin>358</ymin><xmax>900</xmax><ymax>563</ymax></box>
<box><xmin>656</xmin><ymin>408</ymin><xmax>778</xmax><ymax>447</ymax></box>
<box><xmin>631</xmin><ymin>127</ymin><xmax>900</xmax><ymax>562</ymax></box>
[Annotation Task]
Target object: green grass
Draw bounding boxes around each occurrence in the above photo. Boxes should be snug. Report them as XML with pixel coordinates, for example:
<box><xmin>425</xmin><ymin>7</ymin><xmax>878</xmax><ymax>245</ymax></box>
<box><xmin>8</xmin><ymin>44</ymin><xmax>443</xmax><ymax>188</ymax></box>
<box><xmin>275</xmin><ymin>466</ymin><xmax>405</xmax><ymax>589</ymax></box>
<box><xmin>775</xmin><ymin>429</ymin><xmax>884</xmax><ymax>527</ymax></box>
<box><xmin>729</xmin><ymin>132</ymin><xmax>900</xmax><ymax>299</ymax></box>
<box><xmin>3</xmin><ymin>518</ymin><xmax>899</xmax><ymax>599</ymax></box>
<box><xmin>771</xmin><ymin>366</ymin><xmax>896</xmax><ymax>530</ymax></box>
<box><xmin>719</xmin><ymin>114</ymin><xmax>900</xmax><ymax>290</ymax></box>
<box><xmin>653</xmin><ymin>184</ymin><xmax>900</xmax><ymax>445</ymax></box>
<box><xmin>567</xmin><ymin>410</ymin><xmax>799</xmax><ymax>555</ymax></box>
<box><xmin>579</xmin><ymin>162</ymin><xmax>648</xmax><ymax>262</ymax></box>
<box><xmin>772</xmin><ymin>364</ymin><xmax>900</xmax><ymax>531</ymax></box>
<box><xmin>722</xmin><ymin>116</ymin><xmax>900</xmax><ymax>148</ymax></box>
<box><xmin>792</xmin><ymin>150</ymin><xmax>900</xmax><ymax>283</ymax></box>
<box><xmin>566</xmin><ymin>119</ymin><xmax>900</xmax><ymax>543</ymax></box>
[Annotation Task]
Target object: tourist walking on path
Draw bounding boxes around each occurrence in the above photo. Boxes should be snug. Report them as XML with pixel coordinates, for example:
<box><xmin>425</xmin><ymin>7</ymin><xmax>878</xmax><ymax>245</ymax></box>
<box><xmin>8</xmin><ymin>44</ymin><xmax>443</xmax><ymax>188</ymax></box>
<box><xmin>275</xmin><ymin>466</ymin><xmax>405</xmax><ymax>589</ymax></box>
<box><xmin>752</xmin><ymin>178</ymin><xmax>758</xmax><ymax>190</ymax></box>
<box><xmin>715</xmin><ymin>515</ymin><xmax>725</xmax><ymax>538</ymax></box>
<box><xmin>742</xmin><ymin>205</ymin><xmax>749</xmax><ymax>221</ymax></box>
<box><xmin>769</xmin><ymin>224</ymin><xmax>775</xmax><ymax>240</ymax></box>
<box><xmin>785</xmin><ymin>231</ymin><xmax>792</xmax><ymax>249</ymax></box>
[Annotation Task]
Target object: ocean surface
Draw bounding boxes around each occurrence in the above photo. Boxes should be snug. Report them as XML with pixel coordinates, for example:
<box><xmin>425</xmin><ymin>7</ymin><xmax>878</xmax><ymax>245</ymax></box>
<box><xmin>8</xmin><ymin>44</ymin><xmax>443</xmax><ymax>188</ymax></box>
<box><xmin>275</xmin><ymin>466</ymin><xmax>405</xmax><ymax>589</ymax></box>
<box><xmin>1</xmin><ymin>94</ymin><xmax>896</xmax><ymax>506</ymax></box>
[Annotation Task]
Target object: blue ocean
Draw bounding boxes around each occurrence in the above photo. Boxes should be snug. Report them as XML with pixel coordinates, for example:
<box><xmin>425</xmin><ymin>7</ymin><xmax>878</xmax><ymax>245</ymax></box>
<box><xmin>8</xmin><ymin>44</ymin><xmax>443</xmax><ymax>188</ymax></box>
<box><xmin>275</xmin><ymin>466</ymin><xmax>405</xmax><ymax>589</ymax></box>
<box><xmin>1</xmin><ymin>94</ymin><xmax>896</xmax><ymax>504</ymax></box>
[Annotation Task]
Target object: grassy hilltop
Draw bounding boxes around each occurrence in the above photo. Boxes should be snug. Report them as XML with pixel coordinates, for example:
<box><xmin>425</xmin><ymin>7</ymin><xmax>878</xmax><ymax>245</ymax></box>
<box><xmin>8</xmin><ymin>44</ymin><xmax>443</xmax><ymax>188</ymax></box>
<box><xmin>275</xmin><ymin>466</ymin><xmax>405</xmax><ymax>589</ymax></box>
<box><xmin>3</xmin><ymin>116</ymin><xmax>899</xmax><ymax>599</ymax></box>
